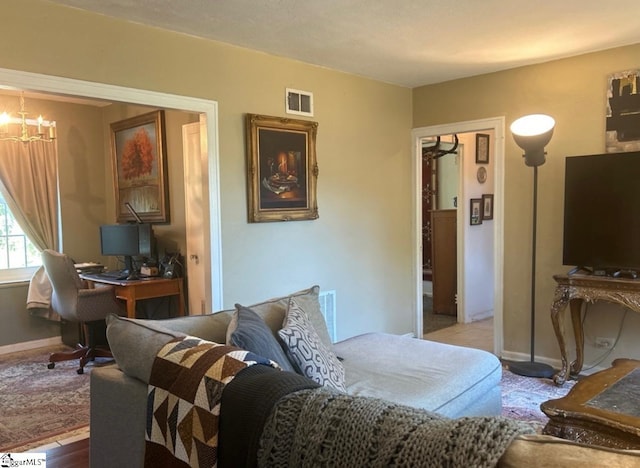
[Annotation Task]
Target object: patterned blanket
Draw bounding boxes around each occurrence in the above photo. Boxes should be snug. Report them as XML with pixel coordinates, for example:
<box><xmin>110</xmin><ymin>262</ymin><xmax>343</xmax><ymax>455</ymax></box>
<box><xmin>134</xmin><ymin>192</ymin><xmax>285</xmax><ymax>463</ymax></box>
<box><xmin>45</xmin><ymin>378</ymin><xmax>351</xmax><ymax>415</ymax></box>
<box><xmin>144</xmin><ymin>335</ymin><xmax>275</xmax><ymax>468</ymax></box>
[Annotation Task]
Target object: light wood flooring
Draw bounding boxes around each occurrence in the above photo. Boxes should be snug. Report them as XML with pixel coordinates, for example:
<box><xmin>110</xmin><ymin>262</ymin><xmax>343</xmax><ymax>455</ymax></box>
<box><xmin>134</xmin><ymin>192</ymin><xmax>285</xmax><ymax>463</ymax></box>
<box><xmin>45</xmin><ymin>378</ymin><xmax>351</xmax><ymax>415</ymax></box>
<box><xmin>424</xmin><ymin>317</ymin><xmax>494</xmax><ymax>353</ymax></box>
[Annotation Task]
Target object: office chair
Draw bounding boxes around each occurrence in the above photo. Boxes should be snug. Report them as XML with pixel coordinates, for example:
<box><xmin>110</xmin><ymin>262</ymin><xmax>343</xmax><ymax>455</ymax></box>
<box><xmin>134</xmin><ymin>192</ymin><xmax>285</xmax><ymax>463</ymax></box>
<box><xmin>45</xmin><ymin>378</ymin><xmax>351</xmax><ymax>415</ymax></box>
<box><xmin>42</xmin><ymin>249</ymin><xmax>123</xmax><ymax>374</ymax></box>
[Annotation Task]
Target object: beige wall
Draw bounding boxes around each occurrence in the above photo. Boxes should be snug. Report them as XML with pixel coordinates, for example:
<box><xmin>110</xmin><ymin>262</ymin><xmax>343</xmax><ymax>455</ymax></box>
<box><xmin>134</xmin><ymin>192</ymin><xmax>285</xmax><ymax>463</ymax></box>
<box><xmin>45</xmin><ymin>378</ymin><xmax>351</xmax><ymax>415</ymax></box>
<box><xmin>0</xmin><ymin>0</ymin><xmax>413</xmax><ymax>346</ymax></box>
<box><xmin>414</xmin><ymin>43</ymin><xmax>640</xmax><ymax>367</ymax></box>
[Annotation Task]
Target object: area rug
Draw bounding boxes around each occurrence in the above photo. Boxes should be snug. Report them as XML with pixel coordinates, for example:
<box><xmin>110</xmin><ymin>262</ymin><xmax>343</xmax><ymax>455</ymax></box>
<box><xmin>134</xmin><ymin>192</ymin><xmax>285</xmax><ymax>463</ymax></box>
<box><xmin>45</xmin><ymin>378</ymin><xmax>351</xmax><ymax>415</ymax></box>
<box><xmin>0</xmin><ymin>345</ymin><xmax>111</xmax><ymax>451</ymax></box>
<box><xmin>501</xmin><ymin>365</ymin><xmax>577</xmax><ymax>433</ymax></box>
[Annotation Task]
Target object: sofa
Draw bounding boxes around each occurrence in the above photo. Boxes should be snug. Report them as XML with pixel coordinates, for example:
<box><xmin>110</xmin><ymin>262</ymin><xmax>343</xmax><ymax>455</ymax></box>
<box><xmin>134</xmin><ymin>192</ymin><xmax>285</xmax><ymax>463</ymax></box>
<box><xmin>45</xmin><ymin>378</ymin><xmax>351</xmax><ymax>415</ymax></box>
<box><xmin>90</xmin><ymin>285</ymin><xmax>640</xmax><ymax>467</ymax></box>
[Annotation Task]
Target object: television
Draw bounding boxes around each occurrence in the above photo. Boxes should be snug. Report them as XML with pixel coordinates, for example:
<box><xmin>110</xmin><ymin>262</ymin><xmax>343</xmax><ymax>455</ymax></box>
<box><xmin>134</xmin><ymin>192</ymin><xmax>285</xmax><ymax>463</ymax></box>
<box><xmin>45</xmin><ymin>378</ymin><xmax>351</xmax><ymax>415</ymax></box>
<box><xmin>563</xmin><ymin>150</ymin><xmax>640</xmax><ymax>276</ymax></box>
<box><xmin>99</xmin><ymin>223</ymin><xmax>154</xmax><ymax>279</ymax></box>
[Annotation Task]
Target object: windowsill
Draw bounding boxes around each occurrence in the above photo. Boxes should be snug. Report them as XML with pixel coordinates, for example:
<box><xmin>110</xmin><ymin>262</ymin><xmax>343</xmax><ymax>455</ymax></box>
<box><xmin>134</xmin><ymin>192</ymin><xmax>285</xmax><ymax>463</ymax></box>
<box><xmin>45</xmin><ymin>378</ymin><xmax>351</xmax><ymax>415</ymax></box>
<box><xmin>0</xmin><ymin>279</ymin><xmax>30</xmax><ymax>289</ymax></box>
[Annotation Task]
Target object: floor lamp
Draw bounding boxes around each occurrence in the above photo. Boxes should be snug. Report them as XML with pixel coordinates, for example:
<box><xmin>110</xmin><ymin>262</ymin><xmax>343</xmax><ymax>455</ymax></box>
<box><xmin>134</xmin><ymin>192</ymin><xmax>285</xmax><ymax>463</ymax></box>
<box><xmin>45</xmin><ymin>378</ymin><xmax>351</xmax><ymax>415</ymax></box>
<box><xmin>509</xmin><ymin>114</ymin><xmax>556</xmax><ymax>378</ymax></box>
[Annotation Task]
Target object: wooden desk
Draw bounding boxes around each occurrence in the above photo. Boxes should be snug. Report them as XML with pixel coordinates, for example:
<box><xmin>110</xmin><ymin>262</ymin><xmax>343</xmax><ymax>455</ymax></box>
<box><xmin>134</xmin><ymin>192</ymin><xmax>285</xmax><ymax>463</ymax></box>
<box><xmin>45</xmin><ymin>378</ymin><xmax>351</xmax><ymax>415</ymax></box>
<box><xmin>551</xmin><ymin>273</ymin><xmax>640</xmax><ymax>385</ymax></box>
<box><xmin>542</xmin><ymin>358</ymin><xmax>640</xmax><ymax>448</ymax></box>
<box><xmin>82</xmin><ymin>275</ymin><xmax>185</xmax><ymax>319</ymax></box>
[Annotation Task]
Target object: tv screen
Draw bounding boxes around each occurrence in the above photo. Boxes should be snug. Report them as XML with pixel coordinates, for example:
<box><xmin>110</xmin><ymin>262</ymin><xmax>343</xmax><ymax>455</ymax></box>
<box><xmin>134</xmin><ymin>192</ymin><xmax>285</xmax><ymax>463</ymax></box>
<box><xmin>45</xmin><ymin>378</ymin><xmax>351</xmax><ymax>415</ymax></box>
<box><xmin>563</xmin><ymin>150</ymin><xmax>640</xmax><ymax>273</ymax></box>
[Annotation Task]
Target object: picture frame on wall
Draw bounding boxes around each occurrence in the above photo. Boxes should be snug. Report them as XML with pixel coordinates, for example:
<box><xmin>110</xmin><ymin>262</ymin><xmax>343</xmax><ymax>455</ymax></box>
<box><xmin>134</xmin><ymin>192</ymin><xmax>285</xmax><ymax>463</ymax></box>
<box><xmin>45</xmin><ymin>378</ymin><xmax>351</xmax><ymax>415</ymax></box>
<box><xmin>482</xmin><ymin>194</ymin><xmax>494</xmax><ymax>220</ymax></box>
<box><xmin>245</xmin><ymin>113</ymin><xmax>319</xmax><ymax>222</ymax></box>
<box><xmin>475</xmin><ymin>133</ymin><xmax>490</xmax><ymax>164</ymax></box>
<box><xmin>110</xmin><ymin>110</ymin><xmax>169</xmax><ymax>223</ymax></box>
<box><xmin>470</xmin><ymin>198</ymin><xmax>483</xmax><ymax>225</ymax></box>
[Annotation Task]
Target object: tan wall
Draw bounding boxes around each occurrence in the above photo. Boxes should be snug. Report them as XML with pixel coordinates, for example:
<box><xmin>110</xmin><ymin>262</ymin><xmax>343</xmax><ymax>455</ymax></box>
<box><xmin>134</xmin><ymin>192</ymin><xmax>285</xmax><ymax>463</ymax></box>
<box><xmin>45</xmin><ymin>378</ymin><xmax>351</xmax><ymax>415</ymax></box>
<box><xmin>414</xmin><ymin>43</ymin><xmax>640</xmax><ymax>367</ymax></box>
<box><xmin>0</xmin><ymin>0</ymin><xmax>413</xmax><ymax>346</ymax></box>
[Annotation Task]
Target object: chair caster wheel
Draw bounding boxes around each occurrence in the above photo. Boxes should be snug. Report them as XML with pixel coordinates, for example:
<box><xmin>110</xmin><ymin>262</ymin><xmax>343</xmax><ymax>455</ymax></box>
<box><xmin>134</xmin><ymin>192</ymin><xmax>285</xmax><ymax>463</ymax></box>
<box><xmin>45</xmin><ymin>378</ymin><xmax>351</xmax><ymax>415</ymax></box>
<box><xmin>77</xmin><ymin>368</ymin><xmax>84</xmax><ymax>375</ymax></box>
<box><xmin>47</xmin><ymin>362</ymin><xmax>55</xmax><ymax>369</ymax></box>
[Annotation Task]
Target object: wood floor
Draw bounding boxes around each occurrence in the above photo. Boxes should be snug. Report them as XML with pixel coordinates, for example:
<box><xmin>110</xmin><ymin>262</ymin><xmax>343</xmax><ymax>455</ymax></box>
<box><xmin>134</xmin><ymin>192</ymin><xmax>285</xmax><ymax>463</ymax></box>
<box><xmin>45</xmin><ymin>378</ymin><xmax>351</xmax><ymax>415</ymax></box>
<box><xmin>33</xmin><ymin>318</ymin><xmax>494</xmax><ymax>467</ymax></box>
<box><xmin>44</xmin><ymin>438</ymin><xmax>89</xmax><ymax>468</ymax></box>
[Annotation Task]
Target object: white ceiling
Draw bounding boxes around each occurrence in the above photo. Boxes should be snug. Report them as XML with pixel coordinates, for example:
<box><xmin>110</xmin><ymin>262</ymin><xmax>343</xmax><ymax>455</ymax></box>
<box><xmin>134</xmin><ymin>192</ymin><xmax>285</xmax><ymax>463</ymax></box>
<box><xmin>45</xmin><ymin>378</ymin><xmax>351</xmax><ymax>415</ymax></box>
<box><xmin>45</xmin><ymin>1</ymin><xmax>640</xmax><ymax>88</ymax></box>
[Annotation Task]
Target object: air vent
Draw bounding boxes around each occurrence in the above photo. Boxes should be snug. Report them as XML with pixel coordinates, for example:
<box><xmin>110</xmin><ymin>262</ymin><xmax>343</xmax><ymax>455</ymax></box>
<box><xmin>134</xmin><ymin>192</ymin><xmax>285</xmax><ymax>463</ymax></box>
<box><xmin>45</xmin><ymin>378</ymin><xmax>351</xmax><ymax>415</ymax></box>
<box><xmin>286</xmin><ymin>88</ymin><xmax>314</xmax><ymax>117</ymax></box>
<box><xmin>318</xmin><ymin>289</ymin><xmax>337</xmax><ymax>342</ymax></box>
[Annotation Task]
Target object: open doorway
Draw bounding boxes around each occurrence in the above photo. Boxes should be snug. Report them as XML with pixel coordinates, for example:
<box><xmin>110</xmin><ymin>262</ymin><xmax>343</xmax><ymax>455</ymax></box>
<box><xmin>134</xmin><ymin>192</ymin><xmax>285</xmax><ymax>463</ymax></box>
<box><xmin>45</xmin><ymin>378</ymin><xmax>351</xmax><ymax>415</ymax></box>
<box><xmin>412</xmin><ymin>117</ymin><xmax>505</xmax><ymax>355</ymax></box>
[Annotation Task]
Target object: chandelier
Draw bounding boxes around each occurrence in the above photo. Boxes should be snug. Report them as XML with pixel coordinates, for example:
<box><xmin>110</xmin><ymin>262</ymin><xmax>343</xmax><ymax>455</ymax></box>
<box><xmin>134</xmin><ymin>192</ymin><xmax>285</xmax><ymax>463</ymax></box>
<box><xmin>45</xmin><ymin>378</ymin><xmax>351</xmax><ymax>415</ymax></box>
<box><xmin>0</xmin><ymin>92</ymin><xmax>56</xmax><ymax>143</ymax></box>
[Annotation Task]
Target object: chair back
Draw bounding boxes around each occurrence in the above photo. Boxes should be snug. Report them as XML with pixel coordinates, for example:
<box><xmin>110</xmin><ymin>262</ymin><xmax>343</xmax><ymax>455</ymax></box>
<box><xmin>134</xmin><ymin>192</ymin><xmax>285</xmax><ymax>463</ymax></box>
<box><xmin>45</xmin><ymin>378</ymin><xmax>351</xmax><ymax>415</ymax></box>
<box><xmin>42</xmin><ymin>249</ymin><xmax>85</xmax><ymax>322</ymax></box>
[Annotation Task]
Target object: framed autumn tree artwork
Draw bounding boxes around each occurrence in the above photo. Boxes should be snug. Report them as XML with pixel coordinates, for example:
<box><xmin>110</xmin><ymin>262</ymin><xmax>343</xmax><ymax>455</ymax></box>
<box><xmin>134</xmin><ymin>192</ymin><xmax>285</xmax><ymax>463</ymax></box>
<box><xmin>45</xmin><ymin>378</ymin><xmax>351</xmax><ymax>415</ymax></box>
<box><xmin>110</xmin><ymin>110</ymin><xmax>169</xmax><ymax>223</ymax></box>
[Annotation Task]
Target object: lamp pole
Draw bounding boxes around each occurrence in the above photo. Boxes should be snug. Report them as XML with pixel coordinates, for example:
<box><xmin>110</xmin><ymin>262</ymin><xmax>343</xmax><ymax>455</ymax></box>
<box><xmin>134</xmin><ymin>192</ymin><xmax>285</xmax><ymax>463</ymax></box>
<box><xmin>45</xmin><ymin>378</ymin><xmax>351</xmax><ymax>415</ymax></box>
<box><xmin>530</xmin><ymin>165</ymin><xmax>538</xmax><ymax>362</ymax></box>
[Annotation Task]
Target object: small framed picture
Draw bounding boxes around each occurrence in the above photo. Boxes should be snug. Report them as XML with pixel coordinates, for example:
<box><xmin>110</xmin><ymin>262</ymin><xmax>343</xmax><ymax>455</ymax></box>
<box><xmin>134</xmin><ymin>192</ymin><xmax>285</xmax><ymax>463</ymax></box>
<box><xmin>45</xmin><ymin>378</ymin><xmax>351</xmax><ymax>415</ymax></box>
<box><xmin>482</xmin><ymin>194</ymin><xmax>494</xmax><ymax>220</ymax></box>
<box><xmin>476</xmin><ymin>133</ymin><xmax>490</xmax><ymax>164</ymax></box>
<box><xmin>470</xmin><ymin>198</ymin><xmax>483</xmax><ymax>225</ymax></box>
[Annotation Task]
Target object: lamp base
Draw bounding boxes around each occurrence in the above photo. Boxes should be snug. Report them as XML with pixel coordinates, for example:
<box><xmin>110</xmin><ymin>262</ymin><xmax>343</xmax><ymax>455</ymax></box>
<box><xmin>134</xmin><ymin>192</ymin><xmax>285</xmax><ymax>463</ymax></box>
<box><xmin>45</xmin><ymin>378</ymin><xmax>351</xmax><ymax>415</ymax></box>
<box><xmin>507</xmin><ymin>360</ymin><xmax>555</xmax><ymax>378</ymax></box>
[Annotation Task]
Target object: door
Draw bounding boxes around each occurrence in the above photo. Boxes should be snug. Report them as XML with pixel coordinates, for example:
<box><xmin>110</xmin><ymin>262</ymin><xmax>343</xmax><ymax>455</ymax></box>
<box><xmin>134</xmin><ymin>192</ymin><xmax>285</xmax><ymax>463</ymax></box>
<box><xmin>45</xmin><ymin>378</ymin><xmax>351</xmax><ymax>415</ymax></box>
<box><xmin>431</xmin><ymin>209</ymin><xmax>457</xmax><ymax>315</ymax></box>
<box><xmin>182</xmin><ymin>119</ymin><xmax>211</xmax><ymax>315</ymax></box>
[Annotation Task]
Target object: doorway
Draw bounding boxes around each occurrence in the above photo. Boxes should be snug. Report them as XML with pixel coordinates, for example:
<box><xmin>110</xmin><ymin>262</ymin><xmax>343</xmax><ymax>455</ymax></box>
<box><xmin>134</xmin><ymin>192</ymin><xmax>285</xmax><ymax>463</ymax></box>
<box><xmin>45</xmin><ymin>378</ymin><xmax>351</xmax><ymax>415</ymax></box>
<box><xmin>0</xmin><ymin>67</ymin><xmax>224</xmax><ymax>310</ymax></box>
<box><xmin>412</xmin><ymin>117</ymin><xmax>505</xmax><ymax>355</ymax></box>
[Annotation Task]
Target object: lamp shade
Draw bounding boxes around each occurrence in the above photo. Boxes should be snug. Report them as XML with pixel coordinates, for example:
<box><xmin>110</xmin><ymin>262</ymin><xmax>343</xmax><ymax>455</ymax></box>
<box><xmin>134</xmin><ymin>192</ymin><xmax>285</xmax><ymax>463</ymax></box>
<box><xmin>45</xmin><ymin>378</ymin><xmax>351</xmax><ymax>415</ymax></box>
<box><xmin>510</xmin><ymin>114</ymin><xmax>555</xmax><ymax>167</ymax></box>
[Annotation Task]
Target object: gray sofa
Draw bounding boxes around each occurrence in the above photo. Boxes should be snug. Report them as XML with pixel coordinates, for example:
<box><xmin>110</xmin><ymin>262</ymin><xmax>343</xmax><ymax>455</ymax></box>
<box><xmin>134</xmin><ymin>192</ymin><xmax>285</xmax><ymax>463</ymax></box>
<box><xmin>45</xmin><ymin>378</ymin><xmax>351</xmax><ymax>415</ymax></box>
<box><xmin>90</xmin><ymin>286</ymin><xmax>640</xmax><ymax>467</ymax></box>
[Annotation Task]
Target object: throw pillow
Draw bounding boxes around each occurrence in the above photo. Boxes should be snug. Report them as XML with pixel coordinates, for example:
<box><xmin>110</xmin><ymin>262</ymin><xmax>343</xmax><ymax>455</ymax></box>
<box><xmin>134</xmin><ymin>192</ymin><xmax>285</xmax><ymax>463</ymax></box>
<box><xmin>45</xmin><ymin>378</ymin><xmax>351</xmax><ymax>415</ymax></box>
<box><xmin>278</xmin><ymin>297</ymin><xmax>346</xmax><ymax>392</ymax></box>
<box><xmin>228</xmin><ymin>305</ymin><xmax>296</xmax><ymax>372</ymax></box>
<box><xmin>225</xmin><ymin>286</ymin><xmax>334</xmax><ymax>351</ymax></box>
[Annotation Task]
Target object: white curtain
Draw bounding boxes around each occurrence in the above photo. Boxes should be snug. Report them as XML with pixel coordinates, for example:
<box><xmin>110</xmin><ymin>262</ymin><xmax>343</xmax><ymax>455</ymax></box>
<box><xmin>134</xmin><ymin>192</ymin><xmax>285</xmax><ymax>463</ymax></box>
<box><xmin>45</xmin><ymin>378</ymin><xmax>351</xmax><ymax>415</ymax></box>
<box><xmin>0</xmin><ymin>140</ymin><xmax>60</xmax><ymax>320</ymax></box>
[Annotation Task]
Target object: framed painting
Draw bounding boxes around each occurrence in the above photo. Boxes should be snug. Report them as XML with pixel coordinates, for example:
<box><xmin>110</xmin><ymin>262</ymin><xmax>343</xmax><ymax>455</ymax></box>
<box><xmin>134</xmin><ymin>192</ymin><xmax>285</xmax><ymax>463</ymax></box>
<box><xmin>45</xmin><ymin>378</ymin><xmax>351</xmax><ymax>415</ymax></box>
<box><xmin>245</xmin><ymin>114</ymin><xmax>319</xmax><ymax>222</ymax></box>
<box><xmin>470</xmin><ymin>198</ymin><xmax>483</xmax><ymax>225</ymax></box>
<box><xmin>482</xmin><ymin>194</ymin><xmax>494</xmax><ymax>220</ymax></box>
<box><xmin>475</xmin><ymin>133</ymin><xmax>490</xmax><ymax>164</ymax></box>
<box><xmin>110</xmin><ymin>110</ymin><xmax>169</xmax><ymax>223</ymax></box>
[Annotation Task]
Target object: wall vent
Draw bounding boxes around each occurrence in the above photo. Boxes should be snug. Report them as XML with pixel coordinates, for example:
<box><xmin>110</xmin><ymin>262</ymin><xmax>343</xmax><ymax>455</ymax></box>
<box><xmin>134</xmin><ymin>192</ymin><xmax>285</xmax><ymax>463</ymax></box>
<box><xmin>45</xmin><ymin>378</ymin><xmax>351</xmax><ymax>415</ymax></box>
<box><xmin>318</xmin><ymin>289</ymin><xmax>337</xmax><ymax>342</ymax></box>
<box><xmin>286</xmin><ymin>88</ymin><xmax>314</xmax><ymax>117</ymax></box>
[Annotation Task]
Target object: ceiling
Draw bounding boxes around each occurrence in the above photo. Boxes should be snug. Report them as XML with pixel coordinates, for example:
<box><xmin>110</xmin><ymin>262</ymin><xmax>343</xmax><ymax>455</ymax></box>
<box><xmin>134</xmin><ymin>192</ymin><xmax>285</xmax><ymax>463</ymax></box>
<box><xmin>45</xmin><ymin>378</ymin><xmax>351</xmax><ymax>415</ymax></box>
<box><xmin>46</xmin><ymin>0</ymin><xmax>640</xmax><ymax>88</ymax></box>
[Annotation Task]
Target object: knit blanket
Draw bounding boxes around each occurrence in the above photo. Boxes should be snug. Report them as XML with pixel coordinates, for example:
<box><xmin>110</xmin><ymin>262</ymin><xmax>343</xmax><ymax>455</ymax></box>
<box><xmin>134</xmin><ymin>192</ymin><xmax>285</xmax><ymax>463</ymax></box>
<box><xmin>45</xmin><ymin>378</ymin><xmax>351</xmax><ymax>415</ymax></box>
<box><xmin>144</xmin><ymin>335</ymin><xmax>275</xmax><ymax>468</ymax></box>
<box><xmin>258</xmin><ymin>388</ymin><xmax>535</xmax><ymax>468</ymax></box>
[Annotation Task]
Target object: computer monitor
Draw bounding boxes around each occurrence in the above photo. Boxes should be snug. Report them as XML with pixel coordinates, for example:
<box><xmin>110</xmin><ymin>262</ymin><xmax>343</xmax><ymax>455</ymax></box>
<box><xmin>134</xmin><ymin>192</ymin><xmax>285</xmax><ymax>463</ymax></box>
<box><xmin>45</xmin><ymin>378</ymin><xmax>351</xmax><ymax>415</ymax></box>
<box><xmin>99</xmin><ymin>223</ymin><xmax>154</xmax><ymax>279</ymax></box>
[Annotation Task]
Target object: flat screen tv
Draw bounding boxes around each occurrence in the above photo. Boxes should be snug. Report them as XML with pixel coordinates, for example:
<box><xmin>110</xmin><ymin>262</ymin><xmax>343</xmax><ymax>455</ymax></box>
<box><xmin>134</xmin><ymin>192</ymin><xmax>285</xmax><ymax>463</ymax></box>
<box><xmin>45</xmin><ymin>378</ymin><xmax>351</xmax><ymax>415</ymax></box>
<box><xmin>563</xmin><ymin>150</ymin><xmax>640</xmax><ymax>275</ymax></box>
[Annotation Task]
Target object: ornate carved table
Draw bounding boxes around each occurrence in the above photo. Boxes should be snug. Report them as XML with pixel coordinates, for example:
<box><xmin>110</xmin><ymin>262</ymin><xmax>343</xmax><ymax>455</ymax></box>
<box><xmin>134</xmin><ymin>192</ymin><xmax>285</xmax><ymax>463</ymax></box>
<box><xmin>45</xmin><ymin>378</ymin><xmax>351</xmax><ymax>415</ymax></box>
<box><xmin>550</xmin><ymin>274</ymin><xmax>640</xmax><ymax>385</ymax></box>
<box><xmin>542</xmin><ymin>358</ymin><xmax>640</xmax><ymax>448</ymax></box>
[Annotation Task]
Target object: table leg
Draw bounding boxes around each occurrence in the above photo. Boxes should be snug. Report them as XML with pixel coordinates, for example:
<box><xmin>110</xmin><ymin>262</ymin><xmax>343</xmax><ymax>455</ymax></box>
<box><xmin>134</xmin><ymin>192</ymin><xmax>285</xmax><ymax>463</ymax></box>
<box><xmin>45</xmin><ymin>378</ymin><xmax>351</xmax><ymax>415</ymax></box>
<box><xmin>551</xmin><ymin>287</ymin><xmax>570</xmax><ymax>385</ymax></box>
<box><xmin>125</xmin><ymin>298</ymin><xmax>136</xmax><ymax>318</ymax></box>
<box><xmin>569</xmin><ymin>298</ymin><xmax>585</xmax><ymax>378</ymax></box>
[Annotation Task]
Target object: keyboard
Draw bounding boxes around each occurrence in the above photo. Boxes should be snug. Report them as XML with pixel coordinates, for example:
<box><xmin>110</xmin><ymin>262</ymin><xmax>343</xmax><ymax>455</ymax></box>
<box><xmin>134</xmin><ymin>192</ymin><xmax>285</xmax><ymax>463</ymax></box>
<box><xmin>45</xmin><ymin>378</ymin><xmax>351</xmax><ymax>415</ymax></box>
<box><xmin>93</xmin><ymin>270</ymin><xmax>129</xmax><ymax>280</ymax></box>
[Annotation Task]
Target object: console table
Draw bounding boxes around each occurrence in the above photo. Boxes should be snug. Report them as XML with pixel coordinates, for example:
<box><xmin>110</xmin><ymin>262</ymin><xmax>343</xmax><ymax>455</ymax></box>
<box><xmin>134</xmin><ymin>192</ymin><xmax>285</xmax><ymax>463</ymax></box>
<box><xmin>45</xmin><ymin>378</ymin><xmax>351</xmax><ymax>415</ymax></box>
<box><xmin>81</xmin><ymin>275</ymin><xmax>185</xmax><ymax>319</ymax></box>
<box><xmin>551</xmin><ymin>273</ymin><xmax>640</xmax><ymax>385</ymax></box>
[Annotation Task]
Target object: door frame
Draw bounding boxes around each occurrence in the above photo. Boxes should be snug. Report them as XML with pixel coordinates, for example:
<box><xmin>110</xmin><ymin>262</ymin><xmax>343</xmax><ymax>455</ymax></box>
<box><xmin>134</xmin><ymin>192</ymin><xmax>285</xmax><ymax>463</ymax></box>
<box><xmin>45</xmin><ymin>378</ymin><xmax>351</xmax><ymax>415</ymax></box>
<box><xmin>411</xmin><ymin>117</ymin><xmax>505</xmax><ymax>355</ymax></box>
<box><xmin>0</xmin><ymin>67</ymin><xmax>224</xmax><ymax>309</ymax></box>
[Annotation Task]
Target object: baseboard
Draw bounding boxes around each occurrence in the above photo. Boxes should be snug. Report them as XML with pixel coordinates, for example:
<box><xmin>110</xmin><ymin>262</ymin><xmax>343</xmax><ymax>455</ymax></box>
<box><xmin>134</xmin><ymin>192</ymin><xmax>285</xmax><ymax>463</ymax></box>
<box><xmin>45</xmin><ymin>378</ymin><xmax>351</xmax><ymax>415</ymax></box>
<box><xmin>0</xmin><ymin>336</ymin><xmax>62</xmax><ymax>355</ymax></box>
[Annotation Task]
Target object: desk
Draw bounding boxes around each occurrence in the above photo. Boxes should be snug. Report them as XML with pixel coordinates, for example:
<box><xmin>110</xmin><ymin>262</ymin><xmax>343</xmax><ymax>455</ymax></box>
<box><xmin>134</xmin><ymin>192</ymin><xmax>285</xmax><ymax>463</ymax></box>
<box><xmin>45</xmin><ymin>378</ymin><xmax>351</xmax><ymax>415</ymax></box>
<box><xmin>81</xmin><ymin>275</ymin><xmax>185</xmax><ymax>319</ymax></box>
<box><xmin>550</xmin><ymin>274</ymin><xmax>640</xmax><ymax>385</ymax></box>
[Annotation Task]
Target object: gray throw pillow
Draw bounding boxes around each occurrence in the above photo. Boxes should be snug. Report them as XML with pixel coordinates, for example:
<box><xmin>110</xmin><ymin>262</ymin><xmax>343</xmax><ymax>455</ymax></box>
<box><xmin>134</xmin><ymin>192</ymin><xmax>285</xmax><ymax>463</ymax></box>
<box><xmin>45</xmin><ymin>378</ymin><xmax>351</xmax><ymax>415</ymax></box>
<box><xmin>229</xmin><ymin>305</ymin><xmax>296</xmax><ymax>373</ymax></box>
<box><xmin>278</xmin><ymin>297</ymin><xmax>346</xmax><ymax>392</ymax></box>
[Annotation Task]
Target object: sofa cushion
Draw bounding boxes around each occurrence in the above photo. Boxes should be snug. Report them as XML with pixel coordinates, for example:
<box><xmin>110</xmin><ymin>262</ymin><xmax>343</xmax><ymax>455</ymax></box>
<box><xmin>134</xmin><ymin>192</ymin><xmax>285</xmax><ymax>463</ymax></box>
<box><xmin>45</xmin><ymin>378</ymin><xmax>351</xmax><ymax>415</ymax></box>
<box><xmin>278</xmin><ymin>297</ymin><xmax>346</xmax><ymax>392</ymax></box>
<box><xmin>333</xmin><ymin>333</ymin><xmax>502</xmax><ymax>418</ymax></box>
<box><xmin>228</xmin><ymin>305</ymin><xmax>296</xmax><ymax>372</ymax></box>
<box><xmin>227</xmin><ymin>285</ymin><xmax>333</xmax><ymax>350</ymax></box>
<box><xmin>105</xmin><ymin>311</ymin><xmax>234</xmax><ymax>383</ymax></box>
<box><xmin>105</xmin><ymin>314</ymin><xmax>186</xmax><ymax>384</ymax></box>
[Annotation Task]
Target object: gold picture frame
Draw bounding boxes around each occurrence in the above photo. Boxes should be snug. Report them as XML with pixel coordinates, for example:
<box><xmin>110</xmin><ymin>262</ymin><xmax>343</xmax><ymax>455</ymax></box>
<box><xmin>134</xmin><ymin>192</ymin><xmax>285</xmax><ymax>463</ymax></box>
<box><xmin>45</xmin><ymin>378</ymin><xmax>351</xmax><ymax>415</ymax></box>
<box><xmin>245</xmin><ymin>114</ymin><xmax>319</xmax><ymax>222</ymax></box>
<box><xmin>110</xmin><ymin>110</ymin><xmax>169</xmax><ymax>223</ymax></box>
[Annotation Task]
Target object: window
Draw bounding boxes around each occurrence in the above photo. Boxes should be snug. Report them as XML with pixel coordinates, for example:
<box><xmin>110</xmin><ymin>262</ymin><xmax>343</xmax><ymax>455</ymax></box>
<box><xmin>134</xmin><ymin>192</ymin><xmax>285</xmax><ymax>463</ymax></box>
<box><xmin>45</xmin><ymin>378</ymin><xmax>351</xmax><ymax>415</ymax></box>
<box><xmin>0</xmin><ymin>193</ymin><xmax>41</xmax><ymax>281</ymax></box>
